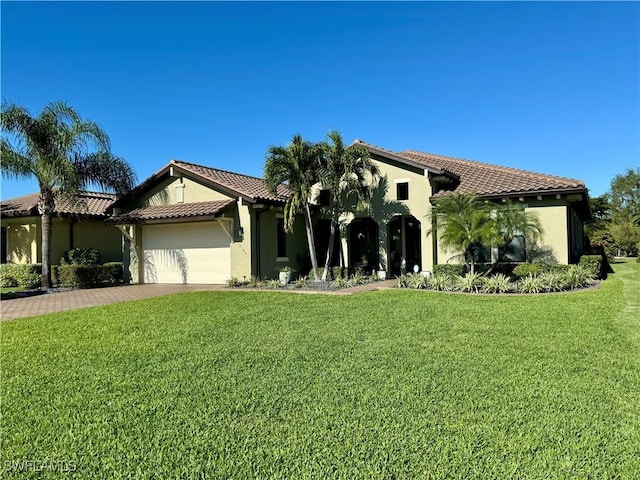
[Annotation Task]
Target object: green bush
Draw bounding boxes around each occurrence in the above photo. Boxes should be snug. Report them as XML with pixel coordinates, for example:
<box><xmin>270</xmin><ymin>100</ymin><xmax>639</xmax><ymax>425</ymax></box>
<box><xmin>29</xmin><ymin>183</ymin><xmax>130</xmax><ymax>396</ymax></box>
<box><xmin>0</xmin><ymin>264</ymin><xmax>42</xmax><ymax>289</ymax></box>
<box><xmin>518</xmin><ymin>274</ymin><xmax>545</xmax><ymax>294</ymax></box>
<box><xmin>60</xmin><ymin>247</ymin><xmax>102</xmax><ymax>266</ymax></box>
<box><xmin>433</xmin><ymin>264</ymin><xmax>466</xmax><ymax>277</ymax></box>
<box><xmin>579</xmin><ymin>255</ymin><xmax>604</xmax><ymax>279</ymax></box>
<box><xmin>481</xmin><ymin>274</ymin><xmax>511</xmax><ymax>294</ymax></box>
<box><xmin>513</xmin><ymin>263</ymin><xmax>570</xmax><ymax>279</ymax></box>
<box><xmin>54</xmin><ymin>263</ymin><xmax>124</xmax><ymax>288</ymax></box>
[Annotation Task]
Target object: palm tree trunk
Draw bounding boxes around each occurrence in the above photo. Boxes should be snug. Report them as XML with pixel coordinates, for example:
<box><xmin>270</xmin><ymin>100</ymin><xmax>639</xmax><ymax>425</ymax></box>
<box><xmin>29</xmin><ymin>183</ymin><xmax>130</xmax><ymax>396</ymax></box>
<box><xmin>304</xmin><ymin>203</ymin><xmax>320</xmax><ymax>281</ymax></box>
<box><xmin>39</xmin><ymin>210</ymin><xmax>53</xmax><ymax>290</ymax></box>
<box><xmin>321</xmin><ymin>217</ymin><xmax>337</xmax><ymax>282</ymax></box>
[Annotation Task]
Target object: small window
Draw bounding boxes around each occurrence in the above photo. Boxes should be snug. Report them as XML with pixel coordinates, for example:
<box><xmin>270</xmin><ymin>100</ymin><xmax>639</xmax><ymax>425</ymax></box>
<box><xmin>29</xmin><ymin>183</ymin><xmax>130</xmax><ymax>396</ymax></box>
<box><xmin>319</xmin><ymin>189</ymin><xmax>330</xmax><ymax>207</ymax></box>
<box><xmin>276</xmin><ymin>217</ymin><xmax>287</xmax><ymax>259</ymax></box>
<box><xmin>397</xmin><ymin>182</ymin><xmax>409</xmax><ymax>201</ymax></box>
<box><xmin>1</xmin><ymin>227</ymin><xmax>7</xmax><ymax>264</ymax></box>
<box><xmin>175</xmin><ymin>184</ymin><xmax>185</xmax><ymax>203</ymax></box>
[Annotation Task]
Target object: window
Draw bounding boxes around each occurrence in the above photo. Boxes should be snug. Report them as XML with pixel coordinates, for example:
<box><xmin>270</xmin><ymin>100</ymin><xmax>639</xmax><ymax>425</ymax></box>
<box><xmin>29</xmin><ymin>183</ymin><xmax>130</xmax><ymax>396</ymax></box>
<box><xmin>175</xmin><ymin>184</ymin><xmax>185</xmax><ymax>203</ymax></box>
<box><xmin>276</xmin><ymin>217</ymin><xmax>287</xmax><ymax>260</ymax></box>
<box><xmin>1</xmin><ymin>227</ymin><xmax>7</xmax><ymax>264</ymax></box>
<box><xmin>318</xmin><ymin>189</ymin><xmax>330</xmax><ymax>207</ymax></box>
<box><xmin>396</xmin><ymin>182</ymin><xmax>409</xmax><ymax>201</ymax></box>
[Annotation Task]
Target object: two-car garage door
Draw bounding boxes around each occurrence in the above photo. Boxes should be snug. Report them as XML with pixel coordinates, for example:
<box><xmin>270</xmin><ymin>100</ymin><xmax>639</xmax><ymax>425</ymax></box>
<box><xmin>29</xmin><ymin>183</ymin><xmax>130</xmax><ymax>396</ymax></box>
<box><xmin>142</xmin><ymin>222</ymin><xmax>230</xmax><ymax>284</ymax></box>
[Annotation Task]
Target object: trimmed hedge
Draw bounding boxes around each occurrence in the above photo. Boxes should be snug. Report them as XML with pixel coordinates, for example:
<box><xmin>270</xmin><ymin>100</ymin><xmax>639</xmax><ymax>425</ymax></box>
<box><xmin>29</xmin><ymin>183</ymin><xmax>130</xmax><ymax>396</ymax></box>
<box><xmin>60</xmin><ymin>247</ymin><xmax>102</xmax><ymax>266</ymax></box>
<box><xmin>0</xmin><ymin>264</ymin><xmax>42</xmax><ymax>289</ymax></box>
<box><xmin>53</xmin><ymin>263</ymin><xmax>124</xmax><ymax>288</ymax></box>
<box><xmin>513</xmin><ymin>263</ymin><xmax>570</xmax><ymax>279</ymax></box>
<box><xmin>433</xmin><ymin>264</ymin><xmax>466</xmax><ymax>277</ymax></box>
<box><xmin>579</xmin><ymin>255</ymin><xmax>605</xmax><ymax>279</ymax></box>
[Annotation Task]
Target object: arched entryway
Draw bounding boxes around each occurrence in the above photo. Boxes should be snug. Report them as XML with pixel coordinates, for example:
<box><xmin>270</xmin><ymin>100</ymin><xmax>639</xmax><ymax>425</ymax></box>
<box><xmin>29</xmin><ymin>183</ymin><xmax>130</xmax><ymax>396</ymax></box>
<box><xmin>388</xmin><ymin>215</ymin><xmax>422</xmax><ymax>276</ymax></box>
<box><xmin>348</xmin><ymin>217</ymin><xmax>379</xmax><ymax>274</ymax></box>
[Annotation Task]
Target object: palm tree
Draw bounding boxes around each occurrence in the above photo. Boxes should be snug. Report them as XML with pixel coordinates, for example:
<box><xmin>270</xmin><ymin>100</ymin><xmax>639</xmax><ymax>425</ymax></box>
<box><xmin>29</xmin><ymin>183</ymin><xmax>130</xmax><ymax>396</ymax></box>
<box><xmin>318</xmin><ymin>131</ymin><xmax>380</xmax><ymax>281</ymax></box>
<box><xmin>493</xmin><ymin>200</ymin><xmax>544</xmax><ymax>263</ymax></box>
<box><xmin>1</xmin><ymin>101</ymin><xmax>136</xmax><ymax>288</ymax></box>
<box><xmin>264</xmin><ymin>134</ymin><xmax>323</xmax><ymax>281</ymax></box>
<box><xmin>429</xmin><ymin>193</ymin><xmax>496</xmax><ymax>274</ymax></box>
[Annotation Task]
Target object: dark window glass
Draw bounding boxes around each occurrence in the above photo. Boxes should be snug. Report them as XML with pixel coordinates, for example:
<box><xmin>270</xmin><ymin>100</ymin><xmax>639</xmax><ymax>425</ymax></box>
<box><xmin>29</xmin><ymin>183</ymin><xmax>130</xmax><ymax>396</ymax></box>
<box><xmin>1</xmin><ymin>227</ymin><xmax>7</xmax><ymax>264</ymax></box>
<box><xmin>319</xmin><ymin>189</ymin><xmax>331</xmax><ymax>206</ymax></box>
<box><xmin>397</xmin><ymin>182</ymin><xmax>409</xmax><ymax>201</ymax></box>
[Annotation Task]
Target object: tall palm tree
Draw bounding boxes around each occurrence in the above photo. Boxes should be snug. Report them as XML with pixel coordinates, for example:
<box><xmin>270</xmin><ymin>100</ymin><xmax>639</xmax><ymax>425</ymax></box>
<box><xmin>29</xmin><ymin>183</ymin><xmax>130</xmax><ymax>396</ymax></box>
<box><xmin>264</xmin><ymin>134</ymin><xmax>323</xmax><ymax>281</ymax></box>
<box><xmin>1</xmin><ymin>101</ymin><xmax>136</xmax><ymax>288</ymax></box>
<box><xmin>318</xmin><ymin>131</ymin><xmax>379</xmax><ymax>281</ymax></box>
<box><xmin>429</xmin><ymin>193</ymin><xmax>496</xmax><ymax>274</ymax></box>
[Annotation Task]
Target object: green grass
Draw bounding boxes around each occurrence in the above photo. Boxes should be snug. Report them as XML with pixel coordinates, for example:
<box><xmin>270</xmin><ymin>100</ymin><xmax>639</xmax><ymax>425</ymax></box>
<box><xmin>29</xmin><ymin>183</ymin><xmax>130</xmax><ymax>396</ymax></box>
<box><xmin>1</xmin><ymin>261</ymin><xmax>639</xmax><ymax>479</ymax></box>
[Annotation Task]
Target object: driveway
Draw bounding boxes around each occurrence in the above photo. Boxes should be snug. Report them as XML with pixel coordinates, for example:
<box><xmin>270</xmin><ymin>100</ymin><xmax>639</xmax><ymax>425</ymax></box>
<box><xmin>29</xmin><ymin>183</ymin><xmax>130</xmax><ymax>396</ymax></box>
<box><xmin>0</xmin><ymin>280</ymin><xmax>396</xmax><ymax>321</ymax></box>
<box><xmin>1</xmin><ymin>284</ymin><xmax>226</xmax><ymax>321</ymax></box>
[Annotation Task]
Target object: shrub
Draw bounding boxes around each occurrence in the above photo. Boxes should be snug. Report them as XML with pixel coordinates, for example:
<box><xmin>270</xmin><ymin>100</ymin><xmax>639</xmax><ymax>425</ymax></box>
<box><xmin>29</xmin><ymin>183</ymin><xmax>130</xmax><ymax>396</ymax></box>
<box><xmin>332</xmin><ymin>266</ymin><xmax>345</xmax><ymax>280</ymax></box>
<box><xmin>406</xmin><ymin>274</ymin><xmax>427</xmax><ymax>289</ymax></box>
<box><xmin>579</xmin><ymin>255</ymin><xmax>604</xmax><ymax>279</ymax></box>
<box><xmin>513</xmin><ymin>264</ymin><xmax>542</xmax><ymax>278</ymax></box>
<box><xmin>455</xmin><ymin>273</ymin><xmax>483</xmax><ymax>293</ymax></box>
<box><xmin>481</xmin><ymin>274</ymin><xmax>511</xmax><ymax>294</ymax></box>
<box><xmin>60</xmin><ymin>247</ymin><xmax>102</xmax><ymax>266</ymax></box>
<box><xmin>563</xmin><ymin>264</ymin><xmax>595</xmax><ymax>290</ymax></box>
<box><xmin>538</xmin><ymin>271</ymin><xmax>567</xmax><ymax>292</ymax></box>
<box><xmin>293</xmin><ymin>276</ymin><xmax>309</xmax><ymax>289</ymax></box>
<box><xmin>513</xmin><ymin>263</ymin><xmax>570</xmax><ymax>279</ymax></box>
<box><xmin>433</xmin><ymin>264</ymin><xmax>466</xmax><ymax>277</ymax></box>
<box><xmin>266</xmin><ymin>279</ymin><xmax>280</xmax><ymax>289</ymax></box>
<box><xmin>55</xmin><ymin>263</ymin><xmax>124</xmax><ymax>288</ymax></box>
<box><xmin>226</xmin><ymin>277</ymin><xmax>244</xmax><ymax>288</ymax></box>
<box><xmin>247</xmin><ymin>275</ymin><xmax>262</xmax><ymax>287</ymax></box>
<box><xmin>518</xmin><ymin>275</ymin><xmax>545</xmax><ymax>294</ymax></box>
<box><xmin>430</xmin><ymin>274</ymin><xmax>454</xmax><ymax>292</ymax></box>
<box><xmin>331</xmin><ymin>277</ymin><xmax>350</xmax><ymax>289</ymax></box>
<box><xmin>0</xmin><ymin>264</ymin><xmax>42</xmax><ymax>289</ymax></box>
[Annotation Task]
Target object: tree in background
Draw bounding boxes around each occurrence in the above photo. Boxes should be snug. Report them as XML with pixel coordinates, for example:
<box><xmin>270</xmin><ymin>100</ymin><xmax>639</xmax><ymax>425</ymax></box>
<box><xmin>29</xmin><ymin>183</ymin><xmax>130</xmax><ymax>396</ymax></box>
<box><xmin>317</xmin><ymin>131</ymin><xmax>379</xmax><ymax>281</ymax></box>
<box><xmin>1</xmin><ymin>101</ymin><xmax>136</xmax><ymax>288</ymax></box>
<box><xmin>264</xmin><ymin>134</ymin><xmax>323</xmax><ymax>281</ymax></box>
<box><xmin>587</xmin><ymin>168</ymin><xmax>640</xmax><ymax>257</ymax></box>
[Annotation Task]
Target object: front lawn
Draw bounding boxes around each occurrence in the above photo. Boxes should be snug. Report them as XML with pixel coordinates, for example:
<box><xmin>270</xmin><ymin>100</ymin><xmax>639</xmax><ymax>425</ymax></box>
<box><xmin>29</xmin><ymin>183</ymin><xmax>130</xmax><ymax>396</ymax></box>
<box><xmin>1</xmin><ymin>261</ymin><xmax>638</xmax><ymax>478</ymax></box>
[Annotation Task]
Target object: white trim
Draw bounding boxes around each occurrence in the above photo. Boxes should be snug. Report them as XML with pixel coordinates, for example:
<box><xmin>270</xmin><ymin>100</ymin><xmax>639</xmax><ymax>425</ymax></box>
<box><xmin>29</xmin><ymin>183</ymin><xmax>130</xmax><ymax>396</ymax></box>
<box><xmin>276</xmin><ymin>257</ymin><xmax>289</xmax><ymax>262</ymax></box>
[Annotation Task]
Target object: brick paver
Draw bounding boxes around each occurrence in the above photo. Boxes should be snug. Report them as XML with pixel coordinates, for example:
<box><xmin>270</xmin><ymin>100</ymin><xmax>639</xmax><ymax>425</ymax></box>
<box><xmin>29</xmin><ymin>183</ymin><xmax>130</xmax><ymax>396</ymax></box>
<box><xmin>0</xmin><ymin>280</ymin><xmax>396</xmax><ymax>321</ymax></box>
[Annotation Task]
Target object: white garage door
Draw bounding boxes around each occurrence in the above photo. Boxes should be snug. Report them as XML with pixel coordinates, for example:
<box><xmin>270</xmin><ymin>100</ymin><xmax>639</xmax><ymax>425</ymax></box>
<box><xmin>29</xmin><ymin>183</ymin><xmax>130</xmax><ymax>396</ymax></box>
<box><xmin>142</xmin><ymin>222</ymin><xmax>230</xmax><ymax>284</ymax></box>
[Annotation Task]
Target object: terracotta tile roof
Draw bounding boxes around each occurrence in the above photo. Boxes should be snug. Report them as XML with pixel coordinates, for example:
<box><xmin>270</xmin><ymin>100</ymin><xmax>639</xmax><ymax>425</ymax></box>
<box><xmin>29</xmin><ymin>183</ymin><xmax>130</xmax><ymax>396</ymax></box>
<box><xmin>171</xmin><ymin>160</ymin><xmax>289</xmax><ymax>203</ymax></box>
<box><xmin>1</xmin><ymin>191</ymin><xmax>116</xmax><ymax>218</ymax></box>
<box><xmin>399</xmin><ymin>150</ymin><xmax>586</xmax><ymax>198</ymax></box>
<box><xmin>108</xmin><ymin>200</ymin><xmax>235</xmax><ymax>225</ymax></box>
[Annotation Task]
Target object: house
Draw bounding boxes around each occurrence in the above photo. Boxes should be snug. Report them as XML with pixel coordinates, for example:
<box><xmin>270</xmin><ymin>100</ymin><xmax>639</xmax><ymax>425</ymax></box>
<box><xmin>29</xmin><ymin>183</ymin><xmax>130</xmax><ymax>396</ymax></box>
<box><xmin>107</xmin><ymin>160</ymin><xmax>308</xmax><ymax>284</ymax></box>
<box><xmin>106</xmin><ymin>141</ymin><xmax>590</xmax><ymax>284</ymax></box>
<box><xmin>342</xmin><ymin>140</ymin><xmax>590</xmax><ymax>276</ymax></box>
<box><xmin>0</xmin><ymin>191</ymin><xmax>123</xmax><ymax>265</ymax></box>
<box><xmin>1</xmin><ymin>140</ymin><xmax>590</xmax><ymax>283</ymax></box>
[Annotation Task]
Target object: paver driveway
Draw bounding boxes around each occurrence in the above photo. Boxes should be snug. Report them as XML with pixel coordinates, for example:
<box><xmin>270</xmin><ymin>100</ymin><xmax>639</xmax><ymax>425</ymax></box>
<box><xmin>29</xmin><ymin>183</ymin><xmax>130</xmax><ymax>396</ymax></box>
<box><xmin>0</xmin><ymin>284</ymin><xmax>226</xmax><ymax>321</ymax></box>
<box><xmin>0</xmin><ymin>280</ymin><xmax>396</xmax><ymax>321</ymax></box>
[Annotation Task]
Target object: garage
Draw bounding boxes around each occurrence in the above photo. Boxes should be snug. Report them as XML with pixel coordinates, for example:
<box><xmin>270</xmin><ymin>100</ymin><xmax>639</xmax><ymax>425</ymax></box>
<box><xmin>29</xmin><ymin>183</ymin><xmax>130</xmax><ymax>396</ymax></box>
<box><xmin>142</xmin><ymin>222</ymin><xmax>230</xmax><ymax>284</ymax></box>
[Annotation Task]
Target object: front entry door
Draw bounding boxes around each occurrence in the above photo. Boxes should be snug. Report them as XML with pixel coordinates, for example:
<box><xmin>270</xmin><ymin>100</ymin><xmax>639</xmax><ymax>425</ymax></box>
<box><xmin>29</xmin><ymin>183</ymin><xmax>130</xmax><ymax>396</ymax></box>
<box><xmin>388</xmin><ymin>216</ymin><xmax>422</xmax><ymax>277</ymax></box>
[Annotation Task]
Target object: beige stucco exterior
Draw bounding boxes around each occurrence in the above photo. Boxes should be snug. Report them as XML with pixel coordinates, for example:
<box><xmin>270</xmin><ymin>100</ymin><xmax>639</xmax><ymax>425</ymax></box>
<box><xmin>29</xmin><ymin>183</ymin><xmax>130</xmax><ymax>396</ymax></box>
<box><xmin>1</xmin><ymin>216</ymin><xmax>122</xmax><ymax>265</ymax></box>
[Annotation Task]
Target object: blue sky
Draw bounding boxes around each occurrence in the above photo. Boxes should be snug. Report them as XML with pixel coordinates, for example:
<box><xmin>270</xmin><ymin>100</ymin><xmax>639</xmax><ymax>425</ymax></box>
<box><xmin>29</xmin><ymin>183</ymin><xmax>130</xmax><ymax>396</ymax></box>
<box><xmin>1</xmin><ymin>1</ymin><xmax>638</xmax><ymax>200</ymax></box>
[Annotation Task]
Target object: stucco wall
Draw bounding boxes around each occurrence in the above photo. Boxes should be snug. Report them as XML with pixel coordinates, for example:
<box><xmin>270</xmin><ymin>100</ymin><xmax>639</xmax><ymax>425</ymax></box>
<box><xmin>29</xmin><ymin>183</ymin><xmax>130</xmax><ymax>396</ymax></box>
<box><xmin>333</xmin><ymin>156</ymin><xmax>434</xmax><ymax>273</ymax></box>
<box><xmin>229</xmin><ymin>202</ymin><xmax>253</xmax><ymax>280</ymax></box>
<box><xmin>256</xmin><ymin>209</ymin><xmax>308</xmax><ymax>280</ymax></box>
<box><xmin>139</xmin><ymin>176</ymin><xmax>232</xmax><ymax>207</ymax></box>
<box><xmin>4</xmin><ymin>218</ymin><xmax>39</xmax><ymax>264</ymax></box>
<box><xmin>72</xmin><ymin>221</ymin><xmax>123</xmax><ymax>263</ymax></box>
